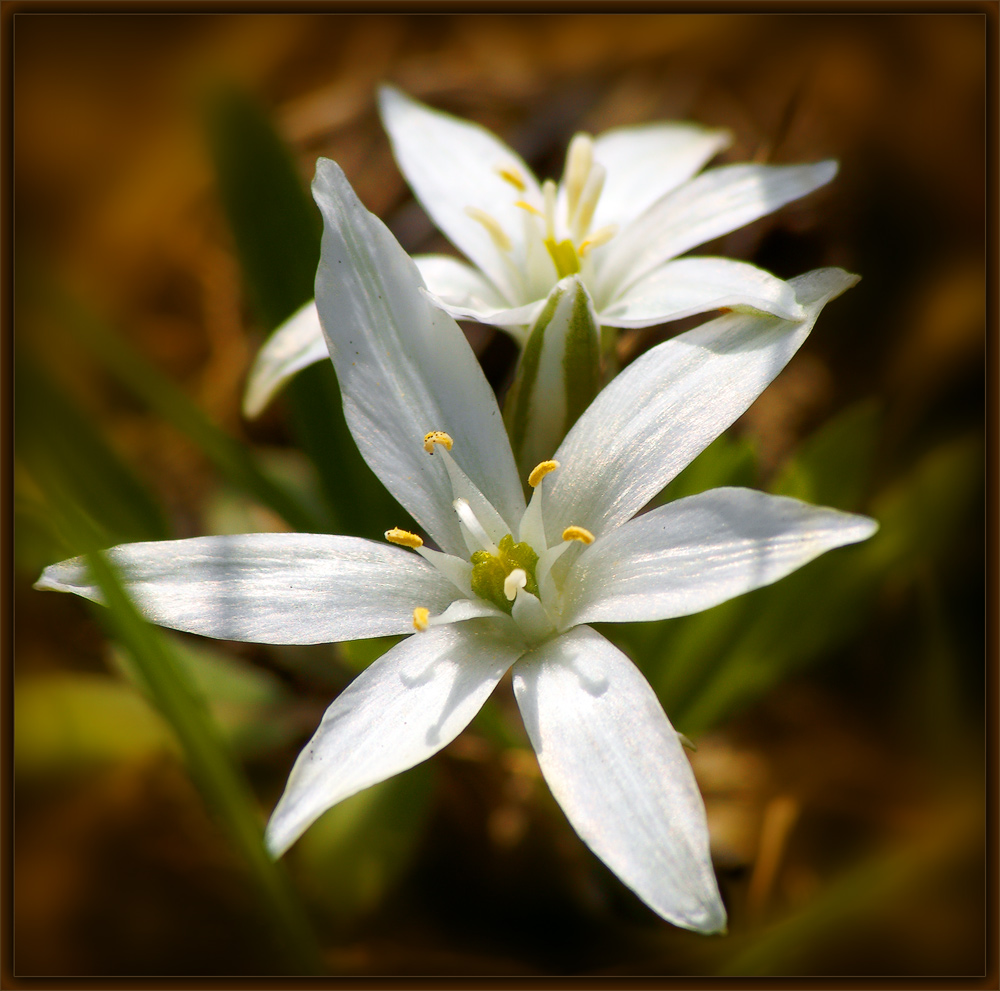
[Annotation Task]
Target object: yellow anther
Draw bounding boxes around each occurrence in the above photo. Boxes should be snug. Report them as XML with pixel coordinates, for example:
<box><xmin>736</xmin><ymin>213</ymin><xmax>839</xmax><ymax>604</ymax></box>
<box><xmin>497</xmin><ymin>166</ymin><xmax>527</xmax><ymax>192</ymax></box>
<box><xmin>562</xmin><ymin>525</ymin><xmax>595</xmax><ymax>545</ymax></box>
<box><xmin>385</xmin><ymin>527</ymin><xmax>423</xmax><ymax>549</ymax></box>
<box><xmin>464</xmin><ymin>206</ymin><xmax>512</xmax><ymax>253</ymax></box>
<box><xmin>413</xmin><ymin>607</ymin><xmax>430</xmax><ymax>632</ymax></box>
<box><xmin>514</xmin><ymin>199</ymin><xmax>544</xmax><ymax>218</ymax></box>
<box><xmin>527</xmin><ymin>459</ymin><xmax>560</xmax><ymax>488</ymax></box>
<box><xmin>423</xmin><ymin>430</ymin><xmax>454</xmax><ymax>453</ymax></box>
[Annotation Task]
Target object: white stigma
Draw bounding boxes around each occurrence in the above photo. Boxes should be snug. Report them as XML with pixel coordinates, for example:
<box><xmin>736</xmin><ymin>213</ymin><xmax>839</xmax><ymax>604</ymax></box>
<box><xmin>504</xmin><ymin>568</ymin><xmax>528</xmax><ymax>602</ymax></box>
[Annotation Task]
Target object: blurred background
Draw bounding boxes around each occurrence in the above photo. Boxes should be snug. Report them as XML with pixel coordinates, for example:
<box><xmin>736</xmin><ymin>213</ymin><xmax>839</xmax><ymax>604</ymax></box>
<box><xmin>13</xmin><ymin>12</ymin><xmax>988</xmax><ymax>978</ymax></box>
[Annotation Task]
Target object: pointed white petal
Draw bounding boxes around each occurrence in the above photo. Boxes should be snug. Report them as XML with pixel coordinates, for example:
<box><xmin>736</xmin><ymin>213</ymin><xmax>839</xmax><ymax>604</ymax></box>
<box><xmin>34</xmin><ymin>534</ymin><xmax>459</xmax><ymax>644</ymax></box>
<box><xmin>564</xmin><ymin>488</ymin><xmax>878</xmax><ymax>627</ymax></box>
<box><xmin>598</xmin><ymin>160</ymin><xmax>838</xmax><ymax>298</ymax></box>
<box><xmin>312</xmin><ymin>159</ymin><xmax>526</xmax><ymax>556</ymax></box>
<box><xmin>378</xmin><ymin>85</ymin><xmax>540</xmax><ymax>303</ymax></box>
<box><xmin>242</xmin><ymin>301</ymin><xmax>329</xmax><ymax>418</ymax></box>
<box><xmin>266</xmin><ymin>621</ymin><xmax>523</xmax><ymax>855</ymax></box>
<box><xmin>599</xmin><ymin>256</ymin><xmax>805</xmax><ymax>328</ymax></box>
<box><xmin>545</xmin><ymin>268</ymin><xmax>859</xmax><ymax>542</ymax></box>
<box><xmin>413</xmin><ymin>254</ymin><xmax>510</xmax><ymax>314</ymax></box>
<box><xmin>426</xmin><ymin>293</ymin><xmax>544</xmax><ymax>341</ymax></box>
<box><xmin>591</xmin><ymin>122</ymin><xmax>732</xmax><ymax>231</ymax></box>
<box><xmin>513</xmin><ymin>626</ymin><xmax>726</xmax><ymax>933</ymax></box>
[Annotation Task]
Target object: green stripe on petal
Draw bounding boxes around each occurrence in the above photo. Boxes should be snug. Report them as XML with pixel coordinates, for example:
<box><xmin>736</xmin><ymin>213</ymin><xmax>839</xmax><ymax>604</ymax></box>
<box><xmin>504</xmin><ymin>276</ymin><xmax>600</xmax><ymax>483</ymax></box>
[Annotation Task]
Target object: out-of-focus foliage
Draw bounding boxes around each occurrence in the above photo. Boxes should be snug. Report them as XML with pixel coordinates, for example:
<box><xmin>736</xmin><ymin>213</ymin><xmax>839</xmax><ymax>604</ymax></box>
<box><xmin>109</xmin><ymin>634</ymin><xmax>301</xmax><ymax>760</ymax></box>
<box><xmin>290</xmin><ymin>766</ymin><xmax>435</xmax><ymax>927</ymax></box>
<box><xmin>16</xmin><ymin>673</ymin><xmax>178</xmax><ymax>773</ymax></box>
<box><xmin>13</xmin><ymin>12</ymin><xmax>986</xmax><ymax>978</ymax></box>
<box><xmin>605</xmin><ymin>402</ymin><xmax>982</xmax><ymax>736</ymax></box>
<box><xmin>206</xmin><ymin>87</ymin><xmax>403</xmax><ymax>539</ymax></box>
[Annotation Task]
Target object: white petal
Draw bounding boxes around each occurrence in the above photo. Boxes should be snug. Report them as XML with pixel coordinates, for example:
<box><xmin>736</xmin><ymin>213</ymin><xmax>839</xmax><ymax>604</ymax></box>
<box><xmin>590</xmin><ymin>121</ymin><xmax>732</xmax><ymax>231</ymax></box>
<box><xmin>242</xmin><ymin>301</ymin><xmax>329</xmax><ymax>418</ymax></box>
<box><xmin>34</xmin><ymin>534</ymin><xmax>458</xmax><ymax>644</ymax></box>
<box><xmin>426</xmin><ymin>293</ymin><xmax>544</xmax><ymax>342</ymax></box>
<box><xmin>378</xmin><ymin>85</ymin><xmax>540</xmax><ymax>303</ymax></box>
<box><xmin>312</xmin><ymin>159</ymin><xmax>526</xmax><ymax>556</ymax></box>
<box><xmin>599</xmin><ymin>256</ymin><xmax>805</xmax><ymax>328</ymax></box>
<box><xmin>513</xmin><ymin>626</ymin><xmax>726</xmax><ymax>933</ymax></box>
<box><xmin>597</xmin><ymin>160</ymin><xmax>838</xmax><ymax>298</ymax></box>
<box><xmin>563</xmin><ymin>488</ymin><xmax>879</xmax><ymax>627</ymax></box>
<box><xmin>545</xmin><ymin>268</ymin><xmax>859</xmax><ymax>542</ymax></box>
<box><xmin>413</xmin><ymin>254</ymin><xmax>510</xmax><ymax>314</ymax></box>
<box><xmin>266</xmin><ymin>620</ymin><xmax>523</xmax><ymax>855</ymax></box>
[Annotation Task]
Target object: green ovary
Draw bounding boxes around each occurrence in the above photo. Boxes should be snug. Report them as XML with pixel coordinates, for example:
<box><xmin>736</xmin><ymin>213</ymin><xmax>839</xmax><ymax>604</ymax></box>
<box><xmin>470</xmin><ymin>534</ymin><xmax>539</xmax><ymax>613</ymax></box>
<box><xmin>545</xmin><ymin>237</ymin><xmax>581</xmax><ymax>278</ymax></box>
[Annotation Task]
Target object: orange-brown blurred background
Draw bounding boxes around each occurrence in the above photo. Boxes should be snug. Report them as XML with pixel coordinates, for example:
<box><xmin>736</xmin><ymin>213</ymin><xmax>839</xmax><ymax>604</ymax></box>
<box><xmin>13</xmin><ymin>13</ymin><xmax>987</xmax><ymax>978</ymax></box>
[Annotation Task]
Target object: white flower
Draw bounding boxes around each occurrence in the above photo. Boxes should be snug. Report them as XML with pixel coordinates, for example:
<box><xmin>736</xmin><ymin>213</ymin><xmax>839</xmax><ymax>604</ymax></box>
<box><xmin>37</xmin><ymin>161</ymin><xmax>875</xmax><ymax>934</ymax></box>
<box><xmin>244</xmin><ymin>86</ymin><xmax>837</xmax><ymax>417</ymax></box>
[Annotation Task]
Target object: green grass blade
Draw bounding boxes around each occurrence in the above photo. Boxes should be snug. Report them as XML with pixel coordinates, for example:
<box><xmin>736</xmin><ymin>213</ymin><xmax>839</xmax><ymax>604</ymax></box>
<box><xmin>49</xmin><ymin>291</ymin><xmax>324</xmax><ymax>534</ymax></box>
<box><xmin>34</xmin><ymin>472</ymin><xmax>326</xmax><ymax>974</ymax></box>
<box><xmin>16</xmin><ymin>351</ymin><xmax>171</xmax><ymax>546</ymax></box>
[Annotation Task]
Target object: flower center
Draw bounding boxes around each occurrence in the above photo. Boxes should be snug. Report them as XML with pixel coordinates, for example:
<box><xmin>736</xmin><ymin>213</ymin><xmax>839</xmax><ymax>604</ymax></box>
<box><xmin>383</xmin><ymin>434</ymin><xmax>595</xmax><ymax>641</ymax></box>
<box><xmin>463</xmin><ymin>135</ymin><xmax>618</xmax><ymax>296</ymax></box>
<box><xmin>470</xmin><ymin>534</ymin><xmax>539</xmax><ymax>614</ymax></box>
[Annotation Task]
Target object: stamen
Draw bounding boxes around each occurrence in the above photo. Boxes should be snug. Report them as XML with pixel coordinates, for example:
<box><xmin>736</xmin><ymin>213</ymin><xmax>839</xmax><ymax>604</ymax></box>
<box><xmin>504</xmin><ymin>568</ymin><xmax>528</xmax><ymax>602</ymax></box>
<box><xmin>579</xmin><ymin>224</ymin><xmax>618</xmax><ymax>256</ymax></box>
<box><xmin>535</xmin><ymin>539</ymin><xmax>573</xmax><ymax>599</ymax></box>
<box><xmin>413</xmin><ymin>607</ymin><xmax>430</xmax><ymax>632</ymax></box>
<box><xmin>464</xmin><ymin>206</ymin><xmax>513</xmax><ymax>253</ymax></box>
<box><xmin>542</xmin><ymin>179</ymin><xmax>558</xmax><ymax>240</ymax></box>
<box><xmin>562</xmin><ymin>525</ymin><xmax>595</xmax><ymax>545</ymax></box>
<box><xmin>423</xmin><ymin>430</ymin><xmax>454</xmax><ymax>453</ymax></box>
<box><xmin>453</xmin><ymin>498</ymin><xmax>500</xmax><ymax>556</ymax></box>
<box><xmin>514</xmin><ymin>199</ymin><xmax>544</xmax><ymax>218</ymax></box>
<box><xmin>528</xmin><ymin>459</ymin><xmax>560</xmax><ymax>488</ymax></box>
<box><xmin>437</xmin><ymin>446</ymin><xmax>511</xmax><ymax>549</ymax></box>
<box><xmin>511</xmin><ymin>585</ymin><xmax>556</xmax><ymax>640</ymax></box>
<box><xmin>497</xmin><ymin>166</ymin><xmax>527</xmax><ymax>192</ymax></box>
<box><xmin>564</xmin><ymin>133</ymin><xmax>594</xmax><ymax>222</ymax></box>
<box><xmin>415</xmin><ymin>544</ymin><xmax>474</xmax><ymax>598</ymax></box>
<box><xmin>385</xmin><ymin>527</ymin><xmax>423</xmax><ymax>548</ymax></box>
<box><xmin>572</xmin><ymin>161</ymin><xmax>606</xmax><ymax>242</ymax></box>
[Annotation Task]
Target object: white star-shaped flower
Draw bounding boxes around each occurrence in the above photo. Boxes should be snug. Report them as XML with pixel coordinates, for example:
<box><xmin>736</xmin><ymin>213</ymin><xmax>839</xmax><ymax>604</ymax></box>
<box><xmin>244</xmin><ymin>86</ymin><xmax>837</xmax><ymax>417</ymax></box>
<box><xmin>37</xmin><ymin>160</ymin><xmax>875</xmax><ymax>934</ymax></box>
